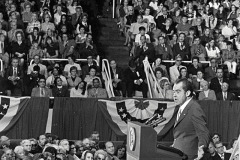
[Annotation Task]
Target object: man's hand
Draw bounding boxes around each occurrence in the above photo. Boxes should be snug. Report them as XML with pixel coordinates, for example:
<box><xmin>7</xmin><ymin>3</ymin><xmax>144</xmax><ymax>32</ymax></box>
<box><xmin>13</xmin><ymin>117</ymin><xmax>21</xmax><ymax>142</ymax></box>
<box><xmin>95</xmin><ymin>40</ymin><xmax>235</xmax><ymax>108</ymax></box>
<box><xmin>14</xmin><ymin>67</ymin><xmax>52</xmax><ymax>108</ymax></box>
<box><xmin>194</xmin><ymin>145</ymin><xmax>204</xmax><ymax>160</ymax></box>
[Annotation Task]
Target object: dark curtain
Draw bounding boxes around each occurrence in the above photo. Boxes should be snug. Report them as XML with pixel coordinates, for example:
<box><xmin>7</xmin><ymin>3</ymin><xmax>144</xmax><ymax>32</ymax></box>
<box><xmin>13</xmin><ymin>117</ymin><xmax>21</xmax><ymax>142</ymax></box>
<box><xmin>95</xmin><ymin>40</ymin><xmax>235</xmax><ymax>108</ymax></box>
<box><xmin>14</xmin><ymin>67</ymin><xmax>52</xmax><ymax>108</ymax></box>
<box><xmin>51</xmin><ymin>98</ymin><xmax>125</xmax><ymax>141</ymax></box>
<box><xmin>2</xmin><ymin>98</ymin><xmax>49</xmax><ymax>139</ymax></box>
<box><xmin>51</xmin><ymin>98</ymin><xmax>240</xmax><ymax>143</ymax></box>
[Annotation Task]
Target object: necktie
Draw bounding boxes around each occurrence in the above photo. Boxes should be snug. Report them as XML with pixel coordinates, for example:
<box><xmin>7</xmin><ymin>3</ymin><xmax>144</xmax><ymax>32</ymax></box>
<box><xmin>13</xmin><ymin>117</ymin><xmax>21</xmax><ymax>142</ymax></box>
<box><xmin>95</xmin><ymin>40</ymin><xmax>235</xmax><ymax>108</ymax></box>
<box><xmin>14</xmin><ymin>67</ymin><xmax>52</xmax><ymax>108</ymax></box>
<box><xmin>220</xmin><ymin>153</ymin><xmax>224</xmax><ymax>160</ymax></box>
<box><xmin>13</xmin><ymin>68</ymin><xmax>17</xmax><ymax>77</ymax></box>
<box><xmin>197</xmin><ymin>45</ymin><xmax>201</xmax><ymax>55</ymax></box>
<box><xmin>176</xmin><ymin>109</ymin><xmax>182</xmax><ymax>122</ymax></box>
<box><xmin>41</xmin><ymin>88</ymin><xmax>44</xmax><ymax>97</ymax></box>
<box><xmin>224</xmin><ymin>93</ymin><xmax>227</xmax><ymax>101</ymax></box>
<box><xmin>0</xmin><ymin>42</ymin><xmax>3</xmax><ymax>54</ymax></box>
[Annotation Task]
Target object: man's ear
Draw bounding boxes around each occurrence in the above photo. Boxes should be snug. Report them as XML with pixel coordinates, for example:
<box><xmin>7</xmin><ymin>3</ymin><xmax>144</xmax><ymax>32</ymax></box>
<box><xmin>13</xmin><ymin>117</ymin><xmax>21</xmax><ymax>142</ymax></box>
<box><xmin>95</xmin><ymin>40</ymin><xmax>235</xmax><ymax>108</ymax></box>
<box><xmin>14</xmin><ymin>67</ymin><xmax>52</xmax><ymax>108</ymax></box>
<box><xmin>186</xmin><ymin>90</ymin><xmax>191</xmax><ymax>97</ymax></box>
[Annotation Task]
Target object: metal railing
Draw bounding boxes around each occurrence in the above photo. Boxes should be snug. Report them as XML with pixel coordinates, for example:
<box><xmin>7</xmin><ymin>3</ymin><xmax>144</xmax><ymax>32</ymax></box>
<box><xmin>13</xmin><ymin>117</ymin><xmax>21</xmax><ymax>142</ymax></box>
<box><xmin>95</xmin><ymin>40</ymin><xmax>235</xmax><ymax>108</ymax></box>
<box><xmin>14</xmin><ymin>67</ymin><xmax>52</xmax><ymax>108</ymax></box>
<box><xmin>30</xmin><ymin>56</ymin><xmax>100</xmax><ymax>66</ymax></box>
<box><xmin>143</xmin><ymin>58</ymin><xmax>163</xmax><ymax>99</ymax></box>
<box><xmin>0</xmin><ymin>59</ymin><xmax>3</xmax><ymax>72</ymax></box>
<box><xmin>162</xmin><ymin>60</ymin><xmax>211</xmax><ymax>64</ymax></box>
<box><xmin>102</xmin><ymin>59</ymin><xmax>115</xmax><ymax>98</ymax></box>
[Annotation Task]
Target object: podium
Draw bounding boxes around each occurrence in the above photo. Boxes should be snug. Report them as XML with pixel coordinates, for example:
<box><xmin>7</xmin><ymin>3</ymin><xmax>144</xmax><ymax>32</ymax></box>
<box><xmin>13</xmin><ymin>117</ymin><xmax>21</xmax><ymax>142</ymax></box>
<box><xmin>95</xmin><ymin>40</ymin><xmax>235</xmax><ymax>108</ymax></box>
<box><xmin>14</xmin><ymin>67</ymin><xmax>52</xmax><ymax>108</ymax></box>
<box><xmin>127</xmin><ymin>121</ymin><xmax>187</xmax><ymax>160</ymax></box>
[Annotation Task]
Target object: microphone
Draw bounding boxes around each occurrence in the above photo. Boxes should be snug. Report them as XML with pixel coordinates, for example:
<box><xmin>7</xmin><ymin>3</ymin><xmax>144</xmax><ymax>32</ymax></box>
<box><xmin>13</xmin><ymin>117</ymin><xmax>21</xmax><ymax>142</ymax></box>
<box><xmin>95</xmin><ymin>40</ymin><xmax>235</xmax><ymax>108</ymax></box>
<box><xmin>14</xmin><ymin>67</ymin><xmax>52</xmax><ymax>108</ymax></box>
<box><xmin>145</xmin><ymin>113</ymin><xmax>159</xmax><ymax>125</ymax></box>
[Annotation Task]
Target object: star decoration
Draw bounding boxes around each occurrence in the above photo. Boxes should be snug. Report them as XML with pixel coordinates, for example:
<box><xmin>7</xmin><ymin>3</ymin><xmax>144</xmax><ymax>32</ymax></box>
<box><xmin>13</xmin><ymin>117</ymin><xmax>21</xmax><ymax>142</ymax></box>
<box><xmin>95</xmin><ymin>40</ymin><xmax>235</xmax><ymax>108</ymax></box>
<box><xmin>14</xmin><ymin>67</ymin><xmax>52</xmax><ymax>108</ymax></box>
<box><xmin>122</xmin><ymin>113</ymin><xmax>127</xmax><ymax>118</ymax></box>
<box><xmin>119</xmin><ymin>108</ymin><xmax>124</xmax><ymax>112</ymax></box>
<box><xmin>2</xmin><ymin>104</ymin><xmax>8</xmax><ymax>109</ymax></box>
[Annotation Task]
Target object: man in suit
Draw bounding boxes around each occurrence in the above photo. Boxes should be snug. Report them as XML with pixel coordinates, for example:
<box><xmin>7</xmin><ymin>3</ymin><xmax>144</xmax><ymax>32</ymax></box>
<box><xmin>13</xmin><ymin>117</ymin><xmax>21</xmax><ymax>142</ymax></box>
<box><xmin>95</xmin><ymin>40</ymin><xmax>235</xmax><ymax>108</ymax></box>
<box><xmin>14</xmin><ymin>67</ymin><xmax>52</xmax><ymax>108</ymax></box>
<box><xmin>190</xmin><ymin>37</ymin><xmax>207</xmax><ymax>61</ymax></box>
<box><xmin>205</xmin><ymin>58</ymin><xmax>218</xmax><ymax>82</ymax></box>
<box><xmin>31</xmin><ymin>78</ymin><xmax>52</xmax><ymax>97</ymax></box>
<box><xmin>172</xmin><ymin>78</ymin><xmax>210</xmax><ymax>160</ymax></box>
<box><xmin>169</xmin><ymin>55</ymin><xmax>185</xmax><ymax>84</ymax></box>
<box><xmin>212</xmin><ymin>141</ymin><xmax>231</xmax><ymax>160</ymax></box>
<box><xmin>59</xmin><ymin>33</ymin><xmax>75</xmax><ymax>58</ymax></box>
<box><xmin>155</xmin><ymin>35</ymin><xmax>173</xmax><ymax>60</ymax></box>
<box><xmin>210</xmin><ymin>68</ymin><xmax>229</xmax><ymax>94</ymax></box>
<box><xmin>71</xmin><ymin>6</ymin><xmax>83</xmax><ymax>27</ymax></box>
<box><xmin>27</xmin><ymin>55</ymin><xmax>48</xmax><ymax>78</ymax></box>
<box><xmin>173</xmin><ymin>33</ymin><xmax>191</xmax><ymax>60</ymax></box>
<box><xmin>135</xmin><ymin>35</ymin><xmax>155</xmax><ymax>63</ymax></box>
<box><xmin>88</xmin><ymin>78</ymin><xmax>108</xmax><ymax>98</ymax></box>
<box><xmin>216</xmin><ymin>82</ymin><xmax>236</xmax><ymax>101</ymax></box>
<box><xmin>110</xmin><ymin>60</ymin><xmax>126</xmax><ymax>97</ymax></box>
<box><xmin>81</xmin><ymin>55</ymin><xmax>100</xmax><ymax>80</ymax></box>
<box><xmin>5</xmin><ymin>58</ymin><xmax>24</xmax><ymax>96</ymax></box>
<box><xmin>124</xmin><ymin>60</ymin><xmax>148</xmax><ymax>98</ymax></box>
<box><xmin>155</xmin><ymin>6</ymin><xmax>171</xmax><ymax>30</ymax></box>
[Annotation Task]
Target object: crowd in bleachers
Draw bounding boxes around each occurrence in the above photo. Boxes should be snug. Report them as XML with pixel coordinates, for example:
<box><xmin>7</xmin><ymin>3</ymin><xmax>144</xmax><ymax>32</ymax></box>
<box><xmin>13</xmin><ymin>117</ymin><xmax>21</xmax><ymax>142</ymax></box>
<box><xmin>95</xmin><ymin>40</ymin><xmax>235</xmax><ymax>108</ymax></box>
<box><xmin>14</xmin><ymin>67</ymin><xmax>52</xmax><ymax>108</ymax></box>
<box><xmin>0</xmin><ymin>132</ymin><xmax>127</xmax><ymax>160</ymax></box>
<box><xmin>0</xmin><ymin>132</ymin><xmax>238</xmax><ymax>160</ymax></box>
<box><xmin>112</xmin><ymin>0</ymin><xmax>240</xmax><ymax>100</ymax></box>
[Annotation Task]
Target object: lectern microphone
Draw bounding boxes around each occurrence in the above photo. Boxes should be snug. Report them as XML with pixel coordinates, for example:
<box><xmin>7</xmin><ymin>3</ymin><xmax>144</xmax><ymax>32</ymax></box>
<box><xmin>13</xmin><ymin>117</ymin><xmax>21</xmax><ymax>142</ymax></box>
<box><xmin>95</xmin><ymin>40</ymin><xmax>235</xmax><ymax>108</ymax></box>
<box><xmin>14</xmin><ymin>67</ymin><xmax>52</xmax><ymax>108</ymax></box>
<box><xmin>145</xmin><ymin>113</ymin><xmax>159</xmax><ymax>125</ymax></box>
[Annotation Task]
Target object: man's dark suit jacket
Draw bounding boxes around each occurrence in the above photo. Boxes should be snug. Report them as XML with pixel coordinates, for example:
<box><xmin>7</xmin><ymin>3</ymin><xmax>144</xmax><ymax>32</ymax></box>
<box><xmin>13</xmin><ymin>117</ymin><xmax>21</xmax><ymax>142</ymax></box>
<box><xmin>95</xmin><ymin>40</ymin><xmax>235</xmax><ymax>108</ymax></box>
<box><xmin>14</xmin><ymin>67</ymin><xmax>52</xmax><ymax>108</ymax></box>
<box><xmin>216</xmin><ymin>92</ymin><xmax>236</xmax><ymax>101</ymax></box>
<box><xmin>124</xmin><ymin>66</ymin><xmax>146</xmax><ymax>83</ymax></box>
<box><xmin>212</xmin><ymin>152</ymin><xmax>231</xmax><ymax>160</ymax></box>
<box><xmin>155</xmin><ymin>14</ymin><xmax>171</xmax><ymax>30</ymax></box>
<box><xmin>155</xmin><ymin>44</ymin><xmax>173</xmax><ymax>60</ymax></box>
<box><xmin>110</xmin><ymin>67</ymin><xmax>124</xmax><ymax>81</ymax></box>
<box><xmin>173</xmin><ymin>99</ymin><xmax>209</xmax><ymax>159</ymax></box>
<box><xmin>135</xmin><ymin>43</ymin><xmax>155</xmax><ymax>63</ymax></box>
<box><xmin>205</xmin><ymin>66</ymin><xmax>217</xmax><ymax>82</ymax></box>
<box><xmin>52</xmin><ymin>86</ymin><xmax>69</xmax><ymax>97</ymax></box>
<box><xmin>172</xmin><ymin>42</ymin><xmax>191</xmax><ymax>60</ymax></box>
<box><xmin>5</xmin><ymin>66</ymin><xmax>24</xmax><ymax>88</ymax></box>
<box><xmin>210</xmin><ymin>77</ymin><xmax>229</xmax><ymax>94</ymax></box>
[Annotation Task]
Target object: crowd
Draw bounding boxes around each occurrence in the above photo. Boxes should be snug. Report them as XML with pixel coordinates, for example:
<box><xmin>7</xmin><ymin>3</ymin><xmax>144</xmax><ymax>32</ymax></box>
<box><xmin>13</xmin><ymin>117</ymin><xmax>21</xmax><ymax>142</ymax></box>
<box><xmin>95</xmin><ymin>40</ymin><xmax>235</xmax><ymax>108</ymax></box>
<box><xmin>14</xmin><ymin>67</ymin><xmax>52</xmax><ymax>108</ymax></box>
<box><xmin>0</xmin><ymin>132</ymin><xmax>238</xmax><ymax>160</ymax></box>
<box><xmin>0</xmin><ymin>132</ymin><xmax>127</xmax><ymax>160</ymax></box>
<box><xmin>0</xmin><ymin>0</ymin><xmax>238</xmax><ymax>100</ymax></box>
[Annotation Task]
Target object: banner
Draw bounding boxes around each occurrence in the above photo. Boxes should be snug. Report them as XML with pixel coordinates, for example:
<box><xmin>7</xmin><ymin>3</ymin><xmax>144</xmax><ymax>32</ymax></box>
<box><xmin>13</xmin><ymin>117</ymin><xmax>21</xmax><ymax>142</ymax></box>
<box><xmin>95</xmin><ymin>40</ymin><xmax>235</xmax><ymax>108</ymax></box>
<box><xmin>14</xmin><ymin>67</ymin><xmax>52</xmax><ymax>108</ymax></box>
<box><xmin>0</xmin><ymin>96</ymin><xmax>29</xmax><ymax>133</ymax></box>
<box><xmin>98</xmin><ymin>99</ymin><xmax>178</xmax><ymax>136</ymax></box>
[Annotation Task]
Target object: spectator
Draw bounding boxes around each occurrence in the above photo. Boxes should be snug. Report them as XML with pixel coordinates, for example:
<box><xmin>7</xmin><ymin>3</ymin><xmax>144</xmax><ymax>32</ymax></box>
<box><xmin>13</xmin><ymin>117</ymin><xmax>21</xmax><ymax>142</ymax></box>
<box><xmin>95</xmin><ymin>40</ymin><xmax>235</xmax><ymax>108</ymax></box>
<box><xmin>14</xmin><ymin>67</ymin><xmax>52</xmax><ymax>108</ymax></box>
<box><xmin>213</xmin><ymin>141</ymin><xmax>231</xmax><ymax>160</ymax></box>
<box><xmin>0</xmin><ymin>23</ymin><xmax>7</xmax><ymax>37</ymax></box>
<box><xmin>110</xmin><ymin>60</ymin><xmax>126</xmax><ymax>97</ymax></box>
<box><xmin>75</xmin><ymin>26</ymin><xmax>87</xmax><ymax>44</ymax></box>
<box><xmin>0</xmin><ymin>12</ymin><xmax>8</xmax><ymax>31</ymax></box>
<box><xmin>0</xmin><ymin>136</ymin><xmax>10</xmax><ymax>154</ymax></box>
<box><xmin>188</xmin><ymin>56</ymin><xmax>203</xmax><ymax>79</ymax></box>
<box><xmin>84</xmin><ymin>66</ymin><xmax>102</xmax><ymax>89</ymax></box>
<box><xmin>31</xmin><ymin>78</ymin><xmax>52</xmax><ymax>97</ymax></box>
<box><xmin>70</xmin><ymin>81</ymin><xmax>87</xmax><ymax>97</ymax></box>
<box><xmin>67</xmin><ymin>66</ymin><xmax>82</xmax><ymax>89</ymax></box>
<box><xmin>1</xmin><ymin>149</ymin><xmax>15</xmax><ymax>160</ymax></box>
<box><xmin>43</xmin><ymin>29</ymin><xmax>57</xmax><ymax>45</ymax></box>
<box><xmin>6</xmin><ymin>58</ymin><xmax>24</xmax><ymax>96</ymax></box>
<box><xmin>124</xmin><ymin>60</ymin><xmax>148</xmax><ymax>98</ymax></box>
<box><xmin>169</xmin><ymin>55</ymin><xmax>185</xmax><ymax>84</ymax></box>
<box><xmin>155</xmin><ymin>6</ymin><xmax>171</xmax><ymax>30</ymax></box>
<box><xmin>172</xmin><ymin>33</ymin><xmax>190</xmax><ymax>60</ymax></box>
<box><xmin>191</xmin><ymin>37</ymin><xmax>207</xmax><ymax>61</ymax></box>
<box><xmin>63</xmin><ymin>55</ymin><xmax>81</xmax><ymax>78</ymax></box>
<box><xmin>129</xmin><ymin>15</ymin><xmax>148</xmax><ymax>37</ymax></box>
<box><xmin>205</xmin><ymin>39</ymin><xmax>221</xmax><ymax>60</ymax></box>
<box><xmin>161</xmin><ymin>18</ymin><xmax>175</xmax><ymax>39</ymax></box>
<box><xmin>54</xmin><ymin>5</ymin><xmax>66</xmax><ymax>25</ymax></box>
<box><xmin>114</xmin><ymin>145</ymin><xmax>126</xmax><ymax>160</ymax></box>
<box><xmin>41</xmin><ymin>14</ymin><xmax>55</xmax><ymax>34</ymax></box>
<box><xmin>134</xmin><ymin>0</ymin><xmax>146</xmax><ymax>15</ymax></box>
<box><xmin>192</xmin><ymin>70</ymin><xmax>205</xmax><ymax>94</ymax></box>
<box><xmin>177</xmin><ymin>15</ymin><xmax>191</xmax><ymax>35</ymax></box>
<box><xmin>81</xmin><ymin>56</ymin><xmax>99</xmax><ymax>79</ymax></box>
<box><xmin>159</xmin><ymin>78</ymin><xmax>173</xmax><ymax>99</ymax></box>
<box><xmin>11</xmin><ymin>31</ymin><xmax>28</xmax><ymax>67</ymax></box>
<box><xmin>222</xmin><ymin>41</ymin><xmax>237</xmax><ymax>77</ymax></box>
<box><xmin>29</xmin><ymin>40</ymin><xmax>43</xmax><ymax>60</ymax></box>
<box><xmin>221</xmin><ymin>19</ymin><xmax>237</xmax><ymax>40</ymax></box>
<box><xmin>52</xmin><ymin>77</ymin><xmax>69</xmax><ymax>97</ymax></box>
<box><xmin>225</xmin><ymin>138</ymin><xmax>238</xmax><ymax>153</ymax></box>
<box><xmin>59</xmin><ymin>33</ymin><xmax>75</xmax><ymax>58</ymax></box>
<box><xmin>43</xmin><ymin>36</ymin><xmax>59</xmax><ymax>63</ymax></box>
<box><xmin>155</xmin><ymin>35</ymin><xmax>173</xmax><ymax>60</ymax></box>
<box><xmin>200</xmin><ymin>28</ymin><xmax>212</xmax><ymax>47</ymax></box>
<box><xmin>71</xmin><ymin>6</ymin><xmax>83</xmax><ymax>27</ymax></box>
<box><xmin>210</xmin><ymin>68</ymin><xmax>228</xmax><ymax>94</ymax></box>
<box><xmin>94</xmin><ymin>150</ymin><xmax>107</xmax><ymax>160</ymax></box>
<box><xmin>29</xmin><ymin>27</ymin><xmax>42</xmax><ymax>45</ymax></box>
<box><xmin>26</xmin><ymin>12</ymin><xmax>41</xmax><ymax>33</ymax></box>
<box><xmin>104</xmin><ymin>142</ymin><xmax>119</xmax><ymax>160</ymax></box>
<box><xmin>216</xmin><ymin>82</ymin><xmax>236</xmax><ymax>100</ymax></box>
<box><xmin>77</xmin><ymin>33</ymin><xmax>97</xmax><ymax>59</ymax></box>
<box><xmin>198</xmin><ymin>80</ymin><xmax>217</xmax><ymax>100</ymax></box>
<box><xmin>21</xmin><ymin>139</ymin><xmax>33</xmax><ymax>158</ymax></box>
<box><xmin>57</xmin><ymin>14</ymin><xmax>73</xmax><ymax>36</ymax></box>
<box><xmin>29</xmin><ymin>138</ymin><xmax>38</xmax><ymax>154</ymax></box>
<box><xmin>46</xmin><ymin>67</ymin><xmax>68</xmax><ymax>88</ymax></box>
<box><xmin>27</xmin><ymin>55</ymin><xmax>48</xmax><ymax>78</ymax></box>
<box><xmin>14</xmin><ymin>146</ymin><xmax>25</xmax><ymax>160</ymax></box>
<box><xmin>82</xmin><ymin>151</ymin><xmax>94</xmax><ymax>160</ymax></box>
<box><xmin>76</xmin><ymin>13</ymin><xmax>92</xmax><ymax>34</ymax></box>
<box><xmin>88</xmin><ymin>78</ymin><xmax>107</xmax><ymax>98</ymax></box>
<box><xmin>69</xmin><ymin>141</ymin><xmax>80</xmax><ymax>160</ymax></box>
<box><xmin>177</xmin><ymin>67</ymin><xmax>192</xmax><ymax>83</ymax></box>
<box><xmin>27</xmin><ymin>65</ymin><xmax>45</xmax><ymax>95</ymax></box>
<box><xmin>35</xmin><ymin>135</ymin><xmax>47</xmax><ymax>154</ymax></box>
<box><xmin>59</xmin><ymin>139</ymin><xmax>74</xmax><ymax>160</ymax></box>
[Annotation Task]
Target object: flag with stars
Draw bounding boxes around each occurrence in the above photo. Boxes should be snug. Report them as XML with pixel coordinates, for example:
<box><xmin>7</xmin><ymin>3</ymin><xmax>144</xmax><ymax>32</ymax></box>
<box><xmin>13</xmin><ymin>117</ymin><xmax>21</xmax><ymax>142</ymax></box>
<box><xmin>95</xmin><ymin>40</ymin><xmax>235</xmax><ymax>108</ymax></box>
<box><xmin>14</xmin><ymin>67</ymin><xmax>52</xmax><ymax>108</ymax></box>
<box><xmin>0</xmin><ymin>96</ymin><xmax>30</xmax><ymax>133</ymax></box>
<box><xmin>98</xmin><ymin>99</ymin><xmax>178</xmax><ymax>136</ymax></box>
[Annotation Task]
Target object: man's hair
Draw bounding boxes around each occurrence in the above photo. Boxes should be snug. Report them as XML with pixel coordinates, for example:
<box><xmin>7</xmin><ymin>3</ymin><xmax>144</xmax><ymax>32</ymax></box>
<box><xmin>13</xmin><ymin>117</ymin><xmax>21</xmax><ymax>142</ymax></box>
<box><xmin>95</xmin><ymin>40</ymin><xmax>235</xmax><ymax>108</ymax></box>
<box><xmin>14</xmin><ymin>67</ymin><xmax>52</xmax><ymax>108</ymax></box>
<box><xmin>33</xmin><ymin>65</ymin><xmax>40</xmax><ymax>72</ymax></box>
<box><xmin>139</xmin><ymin>26</ymin><xmax>145</xmax><ymax>32</ymax></box>
<box><xmin>192</xmin><ymin>56</ymin><xmax>199</xmax><ymax>63</ymax></box>
<box><xmin>214</xmin><ymin>141</ymin><xmax>223</xmax><ymax>147</ymax></box>
<box><xmin>21</xmin><ymin>139</ymin><xmax>30</xmax><ymax>146</ymax></box>
<box><xmin>216</xmin><ymin>67</ymin><xmax>223</xmax><ymax>72</ymax></box>
<box><xmin>93</xmin><ymin>78</ymin><xmax>99</xmax><ymax>83</ymax></box>
<box><xmin>104</xmin><ymin>141</ymin><xmax>113</xmax><ymax>149</ymax></box>
<box><xmin>67</xmin><ymin>54</ymin><xmax>76</xmax><ymax>62</ymax></box>
<box><xmin>91</xmin><ymin>131</ymin><xmax>99</xmax><ymax>135</ymax></box>
<box><xmin>175</xmin><ymin>78</ymin><xmax>193</xmax><ymax>97</ymax></box>
<box><xmin>59</xmin><ymin>139</ymin><xmax>68</xmax><ymax>146</ymax></box>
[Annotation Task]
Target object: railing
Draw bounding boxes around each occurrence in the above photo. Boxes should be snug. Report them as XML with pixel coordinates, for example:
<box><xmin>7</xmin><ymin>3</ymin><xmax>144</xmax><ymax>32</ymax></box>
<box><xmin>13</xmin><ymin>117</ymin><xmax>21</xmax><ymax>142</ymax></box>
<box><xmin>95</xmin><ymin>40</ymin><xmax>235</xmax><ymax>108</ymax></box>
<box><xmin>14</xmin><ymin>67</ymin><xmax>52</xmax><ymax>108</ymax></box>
<box><xmin>143</xmin><ymin>58</ymin><xmax>163</xmax><ymax>99</ymax></box>
<box><xmin>162</xmin><ymin>60</ymin><xmax>211</xmax><ymax>64</ymax></box>
<box><xmin>30</xmin><ymin>56</ymin><xmax>100</xmax><ymax>66</ymax></box>
<box><xmin>113</xmin><ymin>0</ymin><xmax>115</xmax><ymax>18</ymax></box>
<box><xmin>0</xmin><ymin>59</ymin><xmax>3</xmax><ymax>72</ymax></box>
<box><xmin>102</xmin><ymin>59</ymin><xmax>115</xmax><ymax>98</ymax></box>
